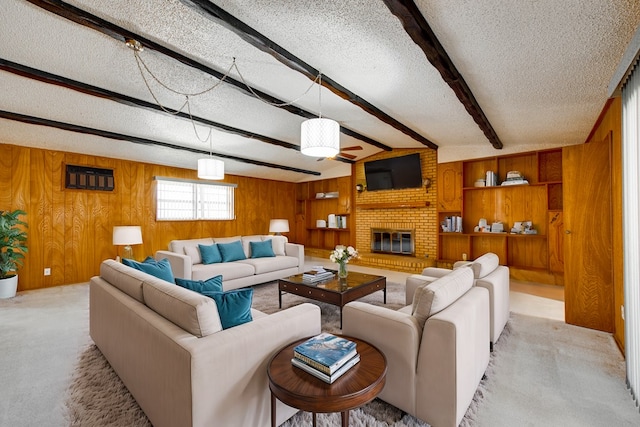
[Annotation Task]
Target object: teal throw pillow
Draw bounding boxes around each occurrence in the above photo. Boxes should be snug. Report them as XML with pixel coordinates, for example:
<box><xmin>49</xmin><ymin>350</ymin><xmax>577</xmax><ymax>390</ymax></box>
<box><xmin>123</xmin><ymin>257</ymin><xmax>175</xmax><ymax>283</ymax></box>
<box><xmin>199</xmin><ymin>243</ymin><xmax>222</xmax><ymax>264</ymax></box>
<box><xmin>207</xmin><ymin>288</ymin><xmax>253</xmax><ymax>329</ymax></box>
<box><xmin>250</xmin><ymin>240</ymin><xmax>276</xmax><ymax>258</ymax></box>
<box><xmin>217</xmin><ymin>240</ymin><xmax>247</xmax><ymax>262</ymax></box>
<box><xmin>175</xmin><ymin>275</ymin><xmax>223</xmax><ymax>294</ymax></box>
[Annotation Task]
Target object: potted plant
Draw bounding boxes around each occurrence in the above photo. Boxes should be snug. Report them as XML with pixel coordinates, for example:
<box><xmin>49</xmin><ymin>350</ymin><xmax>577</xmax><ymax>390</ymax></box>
<box><xmin>0</xmin><ymin>209</ymin><xmax>28</xmax><ymax>299</ymax></box>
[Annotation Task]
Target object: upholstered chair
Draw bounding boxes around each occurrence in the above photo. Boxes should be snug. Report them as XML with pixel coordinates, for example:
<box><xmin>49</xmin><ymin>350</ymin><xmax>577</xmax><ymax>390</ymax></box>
<box><xmin>407</xmin><ymin>252</ymin><xmax>510</xmax><ymax>350</ymax></box>
<box><xmin>343</xmin><ymin>267</ymin><xmax>490</xmax><ymax>427</ymax></box>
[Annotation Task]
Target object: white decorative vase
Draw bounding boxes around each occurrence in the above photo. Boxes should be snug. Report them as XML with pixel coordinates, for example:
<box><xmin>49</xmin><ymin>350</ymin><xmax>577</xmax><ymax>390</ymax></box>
<box><xmin>0</xmin><ymin>275</ymin><xmax>18</xmax><ymax>299</ymax></box>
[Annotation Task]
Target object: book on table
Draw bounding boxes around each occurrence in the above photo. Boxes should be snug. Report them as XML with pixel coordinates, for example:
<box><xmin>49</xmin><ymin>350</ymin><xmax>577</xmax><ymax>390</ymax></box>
<box><xmin>302</xmin><ymin>268</ymin><xmax>334</xmax><ymax>283</ymax></box>
<box><xmin>293</xmin><ymin>333</ymin><xmax>357</xmax><ymax>375</ymax></box>
<box><xmin>291</xmin><ymin>353</ymin><xmax>360</xmax><ymax>384</ymax></box>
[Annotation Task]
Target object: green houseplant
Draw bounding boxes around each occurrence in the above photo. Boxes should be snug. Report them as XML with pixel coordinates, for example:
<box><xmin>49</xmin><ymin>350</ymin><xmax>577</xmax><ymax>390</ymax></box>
<box><xmin>0</xmin><ymin>209</ymin><xmax>28</xmax><ymax>298</ymax></box>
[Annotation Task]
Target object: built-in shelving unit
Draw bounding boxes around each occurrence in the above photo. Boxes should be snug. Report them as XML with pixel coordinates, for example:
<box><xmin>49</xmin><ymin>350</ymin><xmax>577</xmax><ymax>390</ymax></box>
<box><xmin>436</xmin><ymin>148</ymin><xmax>564</xmax><ymax>284</ymax></box>
<box><xmin>295</xmin><ymin>177</ymin><xmax>354</xmax><ymax>250</ymax></box>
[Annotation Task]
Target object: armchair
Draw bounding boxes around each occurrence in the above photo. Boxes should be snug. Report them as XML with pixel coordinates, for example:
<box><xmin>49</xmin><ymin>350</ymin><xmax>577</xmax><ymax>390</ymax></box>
<box><xmin>407</xmin><ymin>252</ymin><xmax>509</xmax><ymax>350</ymax></box>
<box><xmin>343</xmin><ymin>267</ymin><xmax>490</xmax><ymax>427</ymax></box>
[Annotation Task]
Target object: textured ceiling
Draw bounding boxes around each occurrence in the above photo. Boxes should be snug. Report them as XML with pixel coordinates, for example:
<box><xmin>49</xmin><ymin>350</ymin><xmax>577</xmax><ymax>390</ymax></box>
<box><xmin>0</xmin><ymin>0</ymin><xmax>639</xmax><ymax>182</ymax></box>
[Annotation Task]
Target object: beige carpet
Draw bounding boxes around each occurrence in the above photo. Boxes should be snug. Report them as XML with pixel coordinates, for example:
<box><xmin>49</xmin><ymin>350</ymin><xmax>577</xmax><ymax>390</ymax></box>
<box><xmin>3</xmin><ymin>281</ymin><xmax>638</xmax><ymax>426</ymax></box>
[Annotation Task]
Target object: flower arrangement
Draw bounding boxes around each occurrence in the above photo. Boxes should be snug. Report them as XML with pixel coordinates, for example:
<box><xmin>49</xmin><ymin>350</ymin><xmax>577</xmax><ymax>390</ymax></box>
<box><xmin>329</xmin><ymin>245</ymin><xmax>358</xmax><ymax>264</ymax></box>
<box><xmin>329</xmin><ymin>245</ymin><xmax>358</xmax><ymax>278</ymax></box>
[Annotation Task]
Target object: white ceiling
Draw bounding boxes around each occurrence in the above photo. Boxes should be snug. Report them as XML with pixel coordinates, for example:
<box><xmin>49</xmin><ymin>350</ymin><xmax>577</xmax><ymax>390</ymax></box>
<box><xmin>1</xmin><ymin>0</ymin><xmax>639</xmax><ymax>182</ymax></box>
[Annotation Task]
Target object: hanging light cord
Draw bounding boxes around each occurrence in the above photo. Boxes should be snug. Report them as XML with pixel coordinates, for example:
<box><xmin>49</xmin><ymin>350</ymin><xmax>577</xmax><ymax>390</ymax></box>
<box><xmin>131</xmin><ymin>43</ymin><xmax>325</xmax><ymax>151</ymax></box>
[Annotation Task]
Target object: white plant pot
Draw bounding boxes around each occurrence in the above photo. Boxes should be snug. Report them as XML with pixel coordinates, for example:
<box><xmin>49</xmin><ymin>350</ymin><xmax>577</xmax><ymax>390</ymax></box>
<box><xmin>0</xmin><ymin>275</ymin><xmax>18</xmax><ymax>299</ymax></box>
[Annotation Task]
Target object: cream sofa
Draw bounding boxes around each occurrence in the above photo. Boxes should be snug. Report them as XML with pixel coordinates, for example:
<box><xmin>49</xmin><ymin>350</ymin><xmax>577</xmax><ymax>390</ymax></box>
<box><xmin>406</xmin><ymin>252</ymin><xmax>510</xmax><ymax>350</ymax></box>
<box><xmin>343</xmin><ymin>267</ymin><xmax>490</xmax><ymax>427</ymax></box>
<box><xmin>155</xmin><ymin>235</ymin><xmax>304</xmax><ymax>291</ymax></box>
<box><xmin>90</xmin><ymin>259</ymin><xmax>321</xmax><ymax>427</ymax></box>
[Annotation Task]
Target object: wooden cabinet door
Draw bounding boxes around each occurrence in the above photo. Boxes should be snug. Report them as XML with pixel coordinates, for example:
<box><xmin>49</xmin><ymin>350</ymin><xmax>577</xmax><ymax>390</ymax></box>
<box><xmin>437</xmin><ymin>161</ymin><xmax>462</xmax><ymax>211</ymax></box>
<box><xmin>563</xmin><ymin>140</ymin><xmax>613</xmax><ymax>332</ymax></box>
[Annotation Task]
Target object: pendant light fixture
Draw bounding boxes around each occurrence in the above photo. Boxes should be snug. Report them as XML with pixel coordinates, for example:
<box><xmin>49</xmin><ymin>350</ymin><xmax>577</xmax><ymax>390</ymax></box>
<box><xmin>198</xmin><ymin>131</ymin><xmax>224</xmax><ymax>180</ymax></box>
<box><xmin>300</xmin><ymin>74</ymin><xmax>340</xmax><ymax>158</ymax></box>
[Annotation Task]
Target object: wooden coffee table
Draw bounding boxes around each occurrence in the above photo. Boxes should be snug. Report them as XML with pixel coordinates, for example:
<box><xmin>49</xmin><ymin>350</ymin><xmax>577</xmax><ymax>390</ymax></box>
<box><xmin>268</xmin><ymin>336</ymin><xmax>386</xmax><ymax>427</ymax></box>
<box><xmin>278</xmin><ymin>271</ymin><xmax>386</xmax><ymax>328</ymax></box>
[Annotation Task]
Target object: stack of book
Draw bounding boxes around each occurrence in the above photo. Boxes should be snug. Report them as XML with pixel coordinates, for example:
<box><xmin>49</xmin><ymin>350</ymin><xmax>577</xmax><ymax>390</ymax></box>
<box><xmin>302</xmin><ymin>267</ymin><xmax>334</xmax><ymax>283</ymax></box>
<box><xmin>291</xmin><ymin>333</ymin><xmax>360</xmax><ymax>384</ymax></box>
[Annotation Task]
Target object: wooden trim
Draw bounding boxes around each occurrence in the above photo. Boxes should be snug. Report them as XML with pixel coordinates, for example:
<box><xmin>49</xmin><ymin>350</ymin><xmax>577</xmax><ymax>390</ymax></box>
<box><xmin>584</xmin><ymin>98</ymin><xmax>615</xmax><ymax>144</ymax></box>
<box><xmin>357</xmin><ymin>202</ymin><xmax>430</xmax><ymax>209</ymax></box>
<box><xmin>26</xmin><ymin>0</ymin><xmax>392</xmax><ymax>152</ymax></box>
<box><xmin>180</xmin><ymin>0</ymin><xmax>436</xmax><ymax>150</ymax></box>
<box><xmin>382</xmin><ymin>0</ymin><xmax>503</xmax><ymax>149</ymax></box>
<box><xmin>0</xmin><ymin>110</ymin><xmax>321</xmax><ymax>176</ymax></box>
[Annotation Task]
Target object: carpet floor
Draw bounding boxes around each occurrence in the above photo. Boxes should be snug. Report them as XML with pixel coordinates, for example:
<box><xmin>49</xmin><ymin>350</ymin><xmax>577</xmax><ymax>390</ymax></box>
<box><xmin>2</xmin><ymin>281</ymin><xmax>639</xmax><ymax>426</ymax></box>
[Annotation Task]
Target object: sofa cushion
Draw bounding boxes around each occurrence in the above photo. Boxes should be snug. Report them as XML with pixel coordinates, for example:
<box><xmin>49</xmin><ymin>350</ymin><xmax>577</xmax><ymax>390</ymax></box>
<box><xmin>218</xmin><ymin>240</ymin><xmax>247</xmax><ymax>262</ymax></box>
<box><xmin>142</xmin><ymin>277</ymin><xmax>223</xmax><ymax>337</ymax></box>
<box><xmin>240</xmin><ymin>256</ymin><xmax>299</xmax><ymax>275</ymax></box>
<box><xmin>199</xmin><ymin>243</ymin><xmax>222</xmax><ymax>264</ymax></box>
<box><xmin>191</xmin><ymin>261</ymin><xmax>256</xmax><ymax>282</ymax></box>
<box><xmin>250</xmin><ymin>240</ymin><xmax>276</xmax><ymax>258</ymax></box>
<box><xmin>123</xmin><ymin>257</ymin><xmax>175</xmax><ymax>283</ymax></box>
<box><xmin>99</xmin><ymin>259</ymin><xmax>146</xmax><ymax>303</ymax></box>
<box><xmin>262</xmin><ymin>235</ymin><xmax>287</xmax><ymax>256</ymax></box>
<box><xmin>175</xmin><ymin>275</ymin><xmax>223</xmax><ymax>294</ymax></box>
<box><xmin>470</xmin><ymin>252</ymin><xmax>500</xmax><ymax>279</ymax></box>
<box><xmin>207</xmin><ymin>288</ymin><xmax>253</xmax><ymax>329</ymax></box>
<box><xmin>411</xmin><ymin>267</ymin><xmax>474</xmax><ymax>328</ymax></box>
<box><xmin>169</xmin><ymin>238</ymin><xmax>214</xmax><ymax>265</ymax></box>
<box><xmin>241</xmin><ymin>235</ymin><xmax>263</xmax><ymax>258</ymax></box>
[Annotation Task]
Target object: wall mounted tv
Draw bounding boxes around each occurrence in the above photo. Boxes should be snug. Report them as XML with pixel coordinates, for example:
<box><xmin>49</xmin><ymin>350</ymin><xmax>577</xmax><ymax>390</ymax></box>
<box><xmin>364</xmin><ymin>153</ymin><xmax>423</xmax><ymax>191</ymax></box>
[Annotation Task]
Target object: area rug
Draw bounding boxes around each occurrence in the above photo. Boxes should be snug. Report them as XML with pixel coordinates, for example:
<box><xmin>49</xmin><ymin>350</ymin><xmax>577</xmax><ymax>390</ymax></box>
<box><xmin>63</xmin><ymin>281</ymin><xmax>484</xmax><ymax>426</ymax></box>
<box><xmin>64</xmin><ymin>281</ymin><xmax>639</xmax><ymax>426</ymax></box>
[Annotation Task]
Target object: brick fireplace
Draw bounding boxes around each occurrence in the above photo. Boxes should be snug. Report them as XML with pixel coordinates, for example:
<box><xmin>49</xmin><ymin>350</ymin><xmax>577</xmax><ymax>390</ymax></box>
<box><xmin>353</xmin><ymin>148</ymin><xmax>438</xmax><ymax>272</ymax></box>
<box><xmin>371</xmin><ymin>228</ymin><xmax>415</xmax><ymax>256</ymax></box>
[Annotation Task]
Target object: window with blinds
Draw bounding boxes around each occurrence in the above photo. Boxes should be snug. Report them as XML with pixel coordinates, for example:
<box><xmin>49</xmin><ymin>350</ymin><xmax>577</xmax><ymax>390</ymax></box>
<box><xmin>155</xmin><ymin>177</ymin><xmax>235</xmax><ymax>221</ymax></box>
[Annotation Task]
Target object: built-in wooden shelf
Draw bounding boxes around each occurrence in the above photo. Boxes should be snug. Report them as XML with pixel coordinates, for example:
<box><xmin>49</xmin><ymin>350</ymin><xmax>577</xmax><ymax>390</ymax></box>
<box><xmin>357</xmin><ymin>202</ymin><xmax>430</xmax><ymax>210</ymax></box>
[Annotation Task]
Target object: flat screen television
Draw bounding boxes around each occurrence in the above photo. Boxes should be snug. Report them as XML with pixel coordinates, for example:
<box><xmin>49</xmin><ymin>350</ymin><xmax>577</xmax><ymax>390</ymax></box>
<box><xmin>364</xmin><ymin>153</ymin><xmax>423</xmax><ymax>191</ymax></box>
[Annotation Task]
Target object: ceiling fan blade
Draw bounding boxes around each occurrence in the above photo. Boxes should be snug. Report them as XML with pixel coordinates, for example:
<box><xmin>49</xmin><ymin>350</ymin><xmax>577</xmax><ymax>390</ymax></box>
<box><xmin>339</xmin><ymin>152</ymin><xmax>357</xmax><ymax>160</ymax></box>
<box><xmin>341</xmin><ymin>145</ymin><xmax>363</xmax><ymax>151</ymax></box>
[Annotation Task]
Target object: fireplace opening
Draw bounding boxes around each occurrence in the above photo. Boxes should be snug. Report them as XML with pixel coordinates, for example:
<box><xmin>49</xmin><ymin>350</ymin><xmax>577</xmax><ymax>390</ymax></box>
<box><xmin>370</xmin><ymin>228</ymin><xmax>415</xmax><ymax>256</ymax></box>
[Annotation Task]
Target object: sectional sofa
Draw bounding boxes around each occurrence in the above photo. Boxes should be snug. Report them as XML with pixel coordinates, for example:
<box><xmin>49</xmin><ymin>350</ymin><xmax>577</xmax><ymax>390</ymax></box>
<box><xmin>90</xmin><ymin>259</ymin><xmax>321</xmax><ymax>427</ymax></box>
<box><xmin>155</xmin><ymin>235</ymin><xmax>304</xmax><ymax>290</ymax></box>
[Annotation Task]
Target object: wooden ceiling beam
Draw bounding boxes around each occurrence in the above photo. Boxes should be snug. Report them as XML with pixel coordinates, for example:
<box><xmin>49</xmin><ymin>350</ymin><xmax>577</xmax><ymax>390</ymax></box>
<box><xmin>180</xmin><ymin>0</ymin><xmax>438</xmax><ymax>150</ymax></box>
<box><xmin>383</xmin><ymin>0</ymin><xmax>503</xmax><ymax>149</ymax></box>
<box><xmin>0</xmin><ymin>110</ymin><xmax>322</xmax><ymax>176</ymax></box>
<box><xmin>25</xmin><ymin>0</ymin><xmax>391</xmax><ymax>152</ymax></box>
<box><xmin>0</xmin><ymin>58</ymin><xmax>300</xmax><ymax>152</ymax></box>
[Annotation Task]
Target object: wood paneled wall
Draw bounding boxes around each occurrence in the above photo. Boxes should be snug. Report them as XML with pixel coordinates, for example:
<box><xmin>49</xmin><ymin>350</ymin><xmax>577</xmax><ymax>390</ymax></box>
<box><xmin>584</xmin><ymin>97</ymin><xmax>624</xmax><ymax>351</ymax></box>
<box><xmin>0</xmin><ymin>143</ymin><xmax>297</xmax><ymax>291</ymax></box>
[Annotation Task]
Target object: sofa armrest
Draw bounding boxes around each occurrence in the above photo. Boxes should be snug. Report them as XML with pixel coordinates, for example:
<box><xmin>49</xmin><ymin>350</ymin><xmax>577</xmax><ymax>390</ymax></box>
<box><xmin>155</xmin><ymin>250</ymin><xmax>192</xmax><ymax>280</ymax></box>
<box><xmin>343</xmin><ymin>302</ymin><xmax>421</xmax><ymax>414</ymax></box>
<box><xmin>285</xmin><ymin>242</ymin><xmax>305</xmax><ymax>273</ymax></box>
<box><xmin>453</xmin><ymin>260</ymin><xmax>473</xmax><ymax>269</ymax></box>
<box><xmin>186</xmin><ymin>303</ymin><xmax>322</xmax><ymax>426</ymax></box>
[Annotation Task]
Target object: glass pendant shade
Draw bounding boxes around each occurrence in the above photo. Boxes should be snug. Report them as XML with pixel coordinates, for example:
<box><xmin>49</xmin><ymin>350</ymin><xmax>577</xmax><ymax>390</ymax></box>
<box><xmin>198</xmin><ymin>158</ymin><xmax>225</xmax><ymax>180</ymax></box>
<box><xmin>300</xmin><ymin>118</ymin><xmax>340</xmax><ymax>157</ymax></box>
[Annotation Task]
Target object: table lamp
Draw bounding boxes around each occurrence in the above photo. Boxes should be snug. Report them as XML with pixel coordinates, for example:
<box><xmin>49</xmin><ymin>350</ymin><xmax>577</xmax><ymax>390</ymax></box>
<box><xmin>269</xmin><ymin>219</ymin><xmax>289</xmax><ymax>236</ymax></box>
<box><xmin>113</xmin><ymin>226</ymin><xmax>143</xmax><ymax>261</ymax></box>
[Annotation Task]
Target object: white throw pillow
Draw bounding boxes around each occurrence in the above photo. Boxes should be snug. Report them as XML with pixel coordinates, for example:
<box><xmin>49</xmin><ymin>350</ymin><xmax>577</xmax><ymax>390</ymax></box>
<box><xmin>411</xmin><ymin>267</ymin><xmax>474</xmax><ymax>328</ymax></box>
<box><xmin>263</xmin><ymin>235</ymin><xmax>287</xmax><ymax>256</ymax></box>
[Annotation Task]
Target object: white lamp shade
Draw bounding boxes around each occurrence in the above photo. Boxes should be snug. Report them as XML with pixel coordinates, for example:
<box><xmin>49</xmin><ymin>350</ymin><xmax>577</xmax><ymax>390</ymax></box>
<box><xmin>269</xmin><ymin>219</ymin><xmax>290</xmax><ymax>233</ymax></box>
<box><xmin>198</xmin><ymin>158</ymin><xmax>225</xmax><ymax>180</ymax></box>
<box><xmin>300</xmin><ymin>118</ymin><xmax>340</xmax><ymax>157</ymax></box>
<box><xmin>113</xmin><ymin>226</ymin><xmax>143</xmax><ymax>245</ymax></box>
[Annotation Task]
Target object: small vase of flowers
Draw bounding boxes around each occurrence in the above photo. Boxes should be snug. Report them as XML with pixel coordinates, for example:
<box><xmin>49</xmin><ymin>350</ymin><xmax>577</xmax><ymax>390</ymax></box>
<box><xmin>329</xmin><ymin>245</ymin><xmax>358</xmax><ymax>279</ymax></box>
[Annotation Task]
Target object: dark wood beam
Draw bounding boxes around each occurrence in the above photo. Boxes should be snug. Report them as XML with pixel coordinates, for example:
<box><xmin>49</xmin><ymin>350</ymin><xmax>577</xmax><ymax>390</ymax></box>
<box><xmin>180</xmin><ymin>0</ymin><xmax>438</xmax><ymax>150</ymax></box>
<box><xmin>25</xmin><ymin>0</ymin><xmax>392</xmax><ymax>152</ymax></box>
<box><xmin>382</xmin><ymin>0</ymin><xmax>503</xmax><ymax>149</ymax></box>
<box><xmin>0</xmin><ymin>110</ymin><xmax>321</xmax><ymax>176</ymax></box>
<box><xmin>0</xmin><ymin>58</ymin><xmax>300</xmax><ymax>151</ymax></box>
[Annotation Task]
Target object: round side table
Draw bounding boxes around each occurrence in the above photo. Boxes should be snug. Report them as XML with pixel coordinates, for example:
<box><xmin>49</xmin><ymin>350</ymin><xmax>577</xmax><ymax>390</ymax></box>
<box><xmin>268</xmin><ymin>335</ymin><xmax>386</xmax><ymax>427</ymax></box>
